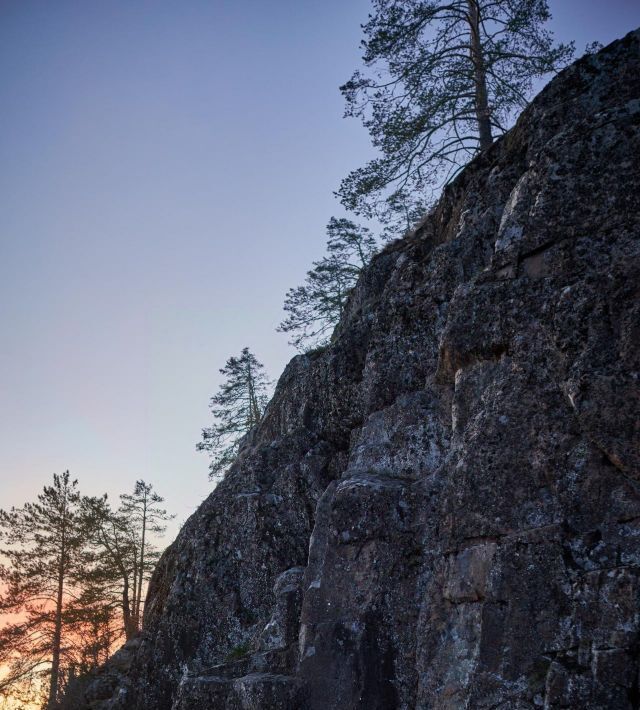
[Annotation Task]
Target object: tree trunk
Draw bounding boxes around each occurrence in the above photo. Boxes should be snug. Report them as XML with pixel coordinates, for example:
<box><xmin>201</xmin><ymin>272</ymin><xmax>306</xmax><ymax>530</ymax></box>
<box><xmin>131</xmin><ymin>553</ymin><xmax>139</xmax><ymax>630</ymax></box>
<box><xmin>47</xmin><ymin>543</ymin><xmax>65</xmax><ymax>709</ymax></box>
<box><xmin>467</xmin><ymin>0</ymin><xmax>493</xmax><ymax>150</ymax></box>
<box><xmin>135</xmin><ymin>500</ymin><xmax>147</xmax><ymax>630</ymax></box>
<box><xmin>122</xmin><ymin>576</ymin><xmax>136</xmax><ymax>640</ymax></box>
<box><xmin>246</xmin><ymin>362</ymin><xmax>260</xmax><ymax>426</ymax></box>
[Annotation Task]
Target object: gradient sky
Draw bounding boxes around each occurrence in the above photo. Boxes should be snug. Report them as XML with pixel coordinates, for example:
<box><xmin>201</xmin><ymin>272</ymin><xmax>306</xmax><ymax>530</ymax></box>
<box><xmin>1</xmin><ymin>0</ymin><xmax>639</xmax><ymax>541</ymax></box>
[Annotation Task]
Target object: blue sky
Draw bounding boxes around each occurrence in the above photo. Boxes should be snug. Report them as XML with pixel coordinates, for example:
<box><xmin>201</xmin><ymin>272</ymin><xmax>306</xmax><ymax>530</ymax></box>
<box><xmin>1</xmin><ymin>0</ymin><xmax>638</xmax><ymax>538</ymax></box>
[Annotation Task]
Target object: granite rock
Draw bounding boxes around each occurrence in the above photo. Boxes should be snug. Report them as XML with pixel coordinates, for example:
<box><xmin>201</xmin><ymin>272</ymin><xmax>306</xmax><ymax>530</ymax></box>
<box><xmin>75</xmin><ymin>31</ymin><xmax>640</xmax><ymax>710</ymax></box>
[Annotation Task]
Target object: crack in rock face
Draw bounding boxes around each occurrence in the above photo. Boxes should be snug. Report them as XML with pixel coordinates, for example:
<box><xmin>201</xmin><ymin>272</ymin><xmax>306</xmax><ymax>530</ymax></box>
<box><xmin>66</xmin><ymin>30</ymin><xmax>640</xmax><ymax>710</ymax></box>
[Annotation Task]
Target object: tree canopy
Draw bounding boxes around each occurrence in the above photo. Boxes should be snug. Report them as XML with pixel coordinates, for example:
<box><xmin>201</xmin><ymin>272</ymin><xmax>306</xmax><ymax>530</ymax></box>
<box><xmin>338</xmin><ymin>0</ymin><xmax>574</xmax><ymax>221</ymax></box>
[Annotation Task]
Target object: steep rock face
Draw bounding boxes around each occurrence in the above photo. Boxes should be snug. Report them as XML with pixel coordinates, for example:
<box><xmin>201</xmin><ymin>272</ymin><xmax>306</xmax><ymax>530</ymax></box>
<box><xmin>89</xmin><ymin>32</ymin><xmax>640</xmax><ymax>709</ymax></box>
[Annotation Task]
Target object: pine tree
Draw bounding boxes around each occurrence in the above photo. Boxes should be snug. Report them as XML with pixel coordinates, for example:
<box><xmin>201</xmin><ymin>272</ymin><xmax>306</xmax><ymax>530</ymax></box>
<box><xmin>0</xmin><ymin>472</ymin><xmax>84</xmax><ymax>709</ymax></box>
<box><xmin>79</xmin><ymin>482</ymin><xmax>171</xmax><ymax>642</ymax></box>
<box><xmin>277</xmin><ymin>217</ymin><xmax>378</xmax><ymax>351</ymax></box>
<box><xmin>79</xmin><ymin>495</ymin><xmax>139</xmax><ymax>640</ymax></box>
<box><xmin>197</xmin><ymin>348</ymin><xmax>271</xmax><ymax>480</ymax></box>
<box><xmin>62</xmin><ymin>595</ymin><xmax>121</xmax><ymax>683</ymax></box>
<box><xmin>118</xmin><ymin>481</ymin><xmax>172</xmax><ymax>631</ymax></box>
<box><xmin>338</xmin><ymin>0</ymin><xmax>574</xmax><ymax>221</ymax></box>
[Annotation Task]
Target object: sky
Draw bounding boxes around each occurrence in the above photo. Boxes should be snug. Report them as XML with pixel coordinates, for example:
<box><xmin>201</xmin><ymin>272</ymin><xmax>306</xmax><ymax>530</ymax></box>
<box><xmin>1</xmin><ymin>0</ymin><xmax>639</xmax><ymax>542</ymax></box>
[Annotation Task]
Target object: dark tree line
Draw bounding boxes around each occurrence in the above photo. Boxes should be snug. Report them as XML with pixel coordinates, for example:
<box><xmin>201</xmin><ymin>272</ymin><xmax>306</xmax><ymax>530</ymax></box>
<box><xmin>0</xmin><ymin>473</ymin><xmax>172</xmax><ymax>709</ymax></box>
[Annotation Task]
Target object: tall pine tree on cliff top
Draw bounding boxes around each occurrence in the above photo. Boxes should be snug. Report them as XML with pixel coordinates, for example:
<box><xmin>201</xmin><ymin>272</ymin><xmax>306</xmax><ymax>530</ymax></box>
<box><xmin>338</xmin><ymin>0</ymin><xmax>574</xmax><ymax>223</ymax></box>
<box><xmin>197</xmin><ymin>348</ymin><xmax>271</xmax><ymax>480</ymax></box>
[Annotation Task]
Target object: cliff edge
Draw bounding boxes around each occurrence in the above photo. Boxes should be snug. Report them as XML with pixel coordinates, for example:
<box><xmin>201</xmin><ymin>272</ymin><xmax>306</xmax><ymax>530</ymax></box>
<box><xmin>83</xmin><ymin>31</ymin><xmax>640</xmax><ymax>709</ymax></box>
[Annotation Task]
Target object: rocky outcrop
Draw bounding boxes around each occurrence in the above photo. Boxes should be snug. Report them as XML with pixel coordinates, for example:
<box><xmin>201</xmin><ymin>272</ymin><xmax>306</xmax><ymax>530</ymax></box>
<box><xmin>84</xmin><ymin>31</ymin><xmax>640</xmax><ymax>709</ymax></box>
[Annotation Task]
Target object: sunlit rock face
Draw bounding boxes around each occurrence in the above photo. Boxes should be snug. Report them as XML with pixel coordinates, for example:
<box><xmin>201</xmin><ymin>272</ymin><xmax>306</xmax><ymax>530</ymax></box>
<box><xmin>80</xmin><ymin>30</ymin><xmax>640</xmax><ymax>709</ymax></box>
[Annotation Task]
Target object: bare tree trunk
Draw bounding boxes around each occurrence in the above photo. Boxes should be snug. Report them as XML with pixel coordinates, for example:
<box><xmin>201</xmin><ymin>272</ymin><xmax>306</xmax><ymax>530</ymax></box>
<box><xmin>467</xmin><ymin>0</ymin><xmax>493</xmax><ymax>150</ymax></box>
<box><xmin>122</xmin><ymin>576</ymin><xmax>136</xmax><ymax>640</ymax></box>
<box><xmin>47</xmin><ymin>543</ymin><xmax>65</xmax><ymax>709</ymax></box>
<box><xmin>246</xmin><ymin>361</ymin><xmax>260</xmax><ymax>426</ymax></box>
<box><xmin>135</xmin><ymin>499</ymin><xmax>147</xmax><ymax>629</ymax></box>
<box><xmin>131</xmin><ymin>553</ymin><xmax>139</xmax><ymax>631</ymax></box>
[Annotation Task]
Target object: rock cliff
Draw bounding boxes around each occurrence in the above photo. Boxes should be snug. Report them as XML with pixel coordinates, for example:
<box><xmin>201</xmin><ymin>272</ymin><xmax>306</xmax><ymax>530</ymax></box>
<box><xmin>85</xmin><ymin>31</ymin><xmax>640</xmax><ymax>709</ymax></box>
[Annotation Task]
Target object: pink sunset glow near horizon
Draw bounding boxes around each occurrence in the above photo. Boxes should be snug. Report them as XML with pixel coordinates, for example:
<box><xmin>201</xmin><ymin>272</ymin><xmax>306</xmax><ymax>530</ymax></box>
<box><xmin>1</xmin><ymin>0</ymin><xmax>639</xmax><ymax>543</ymax></box>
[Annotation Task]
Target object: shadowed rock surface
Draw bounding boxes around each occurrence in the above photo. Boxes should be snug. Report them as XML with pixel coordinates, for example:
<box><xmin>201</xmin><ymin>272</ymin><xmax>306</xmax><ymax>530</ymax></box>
<box><xmin>76</xmin><ymin>31</ymin><xmax>640</xmax><ymax>709</ymax></box>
